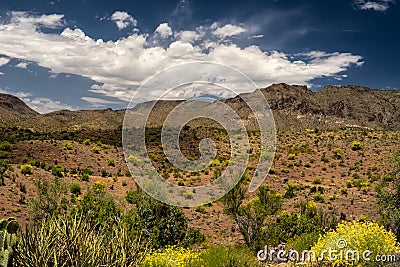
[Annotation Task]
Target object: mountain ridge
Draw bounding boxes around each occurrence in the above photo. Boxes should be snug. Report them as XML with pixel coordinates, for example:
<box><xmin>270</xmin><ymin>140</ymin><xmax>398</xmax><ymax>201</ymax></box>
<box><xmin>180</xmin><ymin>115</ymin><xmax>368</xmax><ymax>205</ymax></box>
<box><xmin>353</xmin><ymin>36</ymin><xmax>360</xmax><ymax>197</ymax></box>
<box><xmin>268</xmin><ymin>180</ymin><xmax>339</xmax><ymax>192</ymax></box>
<box><xmin>1</xmin><ymin>83</ymin><xmax>399</xmax><ymax>132</ymax></box>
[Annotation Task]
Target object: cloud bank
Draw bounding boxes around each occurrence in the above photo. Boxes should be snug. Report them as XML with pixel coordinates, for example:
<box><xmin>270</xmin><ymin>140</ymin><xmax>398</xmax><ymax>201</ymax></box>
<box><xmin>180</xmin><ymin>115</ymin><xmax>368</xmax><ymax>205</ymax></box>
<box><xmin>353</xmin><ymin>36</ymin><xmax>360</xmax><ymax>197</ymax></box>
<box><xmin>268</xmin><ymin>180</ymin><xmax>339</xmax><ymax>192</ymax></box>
<box><xmin>0</xmin><ymin>11</ymin><xmax>363</xmax><ymax>103</ymax></box>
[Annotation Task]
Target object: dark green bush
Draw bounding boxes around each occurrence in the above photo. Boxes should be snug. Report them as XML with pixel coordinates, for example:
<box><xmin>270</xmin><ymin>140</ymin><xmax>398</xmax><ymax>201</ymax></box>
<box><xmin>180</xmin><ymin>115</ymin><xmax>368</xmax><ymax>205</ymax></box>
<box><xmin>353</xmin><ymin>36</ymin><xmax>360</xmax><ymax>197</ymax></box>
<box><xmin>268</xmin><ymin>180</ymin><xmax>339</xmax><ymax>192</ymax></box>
<box><xmin>51</xmin><ymin>165</ymin><xmax>65</xmax><ymax>177</ymax></box>
<box><xmin>0</xmin><ymin>141</ymin><xmax>11</xmax><ymax>151</ymax></box>
<box><xmin>128</xmin><ymin>189</ymin><xmax>197</xmax><ymax>249</ymax></box>
<box><xmin>70</xmin><ymin>182</ymin><xmax>82</xmax><ymax>195</ymax></box>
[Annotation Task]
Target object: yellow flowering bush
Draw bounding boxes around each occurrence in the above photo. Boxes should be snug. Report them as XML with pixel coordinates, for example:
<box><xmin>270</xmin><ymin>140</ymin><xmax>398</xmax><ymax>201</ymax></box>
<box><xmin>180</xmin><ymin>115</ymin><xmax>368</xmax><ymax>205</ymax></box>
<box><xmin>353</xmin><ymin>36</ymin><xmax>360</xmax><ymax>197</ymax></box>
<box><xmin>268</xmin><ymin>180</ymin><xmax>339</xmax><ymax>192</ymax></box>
<box><xmin>312</xmin><ymin>220</ymin><xmax>400</xmax><ymax>266</ymax></box>
<box><xmin>143</xmin><ymin>246</ymin><xmax>203</xmax><ymax>267</ymax></box>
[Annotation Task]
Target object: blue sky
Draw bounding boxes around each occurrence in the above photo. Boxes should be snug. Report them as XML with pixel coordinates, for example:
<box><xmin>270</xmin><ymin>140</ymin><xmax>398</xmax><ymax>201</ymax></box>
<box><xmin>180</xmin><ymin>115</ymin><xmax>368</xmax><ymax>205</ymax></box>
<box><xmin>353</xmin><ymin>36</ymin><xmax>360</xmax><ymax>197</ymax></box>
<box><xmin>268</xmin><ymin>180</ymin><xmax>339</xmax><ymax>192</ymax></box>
<box><xmin>0</xmin><ymin>0</ymin><xmax>398</xmax><ymax>113</ymax></box>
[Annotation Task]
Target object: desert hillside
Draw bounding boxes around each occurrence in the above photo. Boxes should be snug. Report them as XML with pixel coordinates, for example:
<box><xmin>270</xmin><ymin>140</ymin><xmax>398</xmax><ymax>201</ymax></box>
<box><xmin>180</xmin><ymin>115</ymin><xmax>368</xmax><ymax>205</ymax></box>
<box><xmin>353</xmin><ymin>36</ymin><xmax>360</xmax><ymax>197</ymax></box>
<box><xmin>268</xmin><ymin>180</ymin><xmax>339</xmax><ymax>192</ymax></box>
<box><xmin>1</xmin><ymin>85</ymin><xmax>400</xmax><ymax>266</ymax></box>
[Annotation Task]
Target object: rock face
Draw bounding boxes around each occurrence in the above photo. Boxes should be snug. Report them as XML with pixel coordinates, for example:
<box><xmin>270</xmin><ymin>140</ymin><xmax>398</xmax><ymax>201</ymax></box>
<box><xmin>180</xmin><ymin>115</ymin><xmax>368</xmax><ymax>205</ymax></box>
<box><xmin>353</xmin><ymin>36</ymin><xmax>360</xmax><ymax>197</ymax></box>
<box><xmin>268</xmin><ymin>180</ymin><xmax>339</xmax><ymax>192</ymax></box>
<box><xmin>259</xmin><ymin>84</ymin><xmax>400</xmax><ymax>130</ymax></box>
<box><xmin>1</xmin><ymin>83</ymin><xmax>400</xmax><ymax>131</ymax></box>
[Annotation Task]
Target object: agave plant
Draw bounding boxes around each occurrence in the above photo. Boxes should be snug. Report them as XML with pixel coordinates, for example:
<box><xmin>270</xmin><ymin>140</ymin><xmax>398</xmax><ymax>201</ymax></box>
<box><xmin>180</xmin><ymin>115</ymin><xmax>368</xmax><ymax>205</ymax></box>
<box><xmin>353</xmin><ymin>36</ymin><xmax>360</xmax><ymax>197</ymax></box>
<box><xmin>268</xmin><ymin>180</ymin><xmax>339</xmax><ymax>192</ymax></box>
<box><xmin>13</xmin><ymin>214</ymin><xmax>148</xmax><ymax>267</ymax></box>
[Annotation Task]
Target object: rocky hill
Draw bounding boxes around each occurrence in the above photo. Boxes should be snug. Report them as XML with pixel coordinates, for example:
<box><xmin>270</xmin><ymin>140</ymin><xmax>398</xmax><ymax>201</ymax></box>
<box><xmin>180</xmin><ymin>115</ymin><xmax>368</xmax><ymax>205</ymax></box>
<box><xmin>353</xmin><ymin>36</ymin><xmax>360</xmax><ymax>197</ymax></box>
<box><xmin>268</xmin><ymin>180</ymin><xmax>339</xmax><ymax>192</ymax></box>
<box><xmin>261</xmin><ymin>84</ymin><xmax>400</xmax><ymax>130</ymax></box>
<box><xmin>0</xmin><ymin>93</ymin><xmax>38</xmax><ymax>125</ymax></box>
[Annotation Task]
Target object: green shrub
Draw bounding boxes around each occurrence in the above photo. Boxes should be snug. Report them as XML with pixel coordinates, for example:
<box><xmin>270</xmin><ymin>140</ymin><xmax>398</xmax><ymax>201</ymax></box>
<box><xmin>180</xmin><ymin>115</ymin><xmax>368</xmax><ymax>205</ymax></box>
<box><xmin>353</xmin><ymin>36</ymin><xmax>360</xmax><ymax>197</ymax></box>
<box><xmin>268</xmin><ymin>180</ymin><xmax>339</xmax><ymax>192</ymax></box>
<box><xmin>281</xmin><ymin>168</ymin><xmax>290</xmax><ymax>173</ymax></box>
<box><xmin>312</xmin><ymin>177</ymin><xmax>322</xmax><ymax>185</ymax></box>
<box><xmin>321</xmin><ymin>155</ymin><xmax>329</xmax><ymax>163</ymax></box>
<box><xmin>70</xmin><ymin>182</ymin><xmax>82</xmax><ymax>195</ymax></box>
<box><xmin>149</xmin><ymin>153</ymin><xmax>158</xmax><ymax>162</ymax></box>
<box><xmin>313</xmin><ymin>193</ymin><xmax>325</xmax><ymax>203</ymax></box>
<box><xmin>304</xmin><ymin>162</ymin><xmax>311</xmax><ymax>168</ymax></box>
<box><xmin>107</xmin><ymin>158</ymin><xmax>115</xmax><ymax>167</ymax></box>
<box><xmin>81</xmin><ymin>172</ymin><xmax>90</xmax><ymax>182</ymax></box>
<box><xmin>351</xmin><ymin>141</ymin><xmax>363</xmax><ymax>151</ymax></box>
<box><xmin>382</xmin><ymin>173</ymin><xmax>394</xmax><ymax>183</ymax></box>
<box><xmin>91</xmin><ymin>146</ymin><xmax>101</xmax><ymax>154</ymax></box>
<box><xmin>29</xmin><ymin>177</ymin><xmax>69</xmax><ymax>221</ymax></box>
<box><xmin>63</xmin><ymin>141</ymin><xmax>72</xmax><ymax>150</ymax></box>
<box><xmin>195</xmin><ymin>205</ymin><xmax>206</xmax><ymax>214</ymax></box>
<box><xmin>20</xmin><ymin>164</ymin><xmax>32</xmax><ymax>175</ymax></box>
<box><xmin>264</xmin><ymin>201</ymin><xmax>336</xmax><ymax>248</ymax></box>
<box><xmin>340</xmin><ymin>187</ymin><xmax>348</xmax><ymax>195</ymax></box>
<box><xmin>92</xmin><ymin>181</ymin><xmax>106</xmax><ymax>194</ymax></box>
<box><xmin>184</xmin><ymin>228</ymin><xmax>205</xmax><ymax>246</ymax></box>
<box><xmin>288</xmin><ymin>153</ymin><xmax>296</xmax><ymax>160</ymax></box>
<box><xmin>128</xmin><ymin>189</ymin><xmax>191</xmax><ymax>249</ymax></box>
<box><xmin>354</xmin><ymin>179</ymin><xmax>370</xmax><ymax>191</ymax></box>
<box><xmin>29</xmin><ymin>160</ymin><xmax>46</xmax><ymax>169</ymax></box>
<box><xmin>101</xmin><ymin>169</ymin><xmax>109</xmax><ymax>177</ymax></box>
<box><xmin>346</xmin><ymin>180</ymin><xmax>353</xmax><ymax>188</ymax></box>
<box><xmin>19</xmin><ymin>182</ymin><xmax>27</xmax><ymax>194</ymax></box>
<box><xmin>51</xmin><ymin>165</ymin><xmax>65</xmax><ymax>177</ymax></box>
<box><xmin>284</xmin><ymin>182</ymin><xmax>299</xmax><ymax>198</ymax></box>
<box><xmin>0</xmin><ymin>141</ymin><xmax>11</xmax><ymax>151</ymax></box>
<box><xmin>82</xmin><ymin>139</ymin><xmax>91</xmax><ymax>145</ymax></box>
<box><xmin>125</xmin><ymin>190</ymin><xmax>138</xmax><ymax>204</ymax></box>
<box><xmin>332</xmin><ymin>148</ymin><xmax>343</xmax><ymax>159</ymax></box>
<box><xmin>224</xmin><ymin>183</ymin><xmax>283</xmax><ymax>251</ymax></box>
<box><xmin>0</xmin><ymin>151</ymin><xmax>9</xmax><ymax>159</ymax></box>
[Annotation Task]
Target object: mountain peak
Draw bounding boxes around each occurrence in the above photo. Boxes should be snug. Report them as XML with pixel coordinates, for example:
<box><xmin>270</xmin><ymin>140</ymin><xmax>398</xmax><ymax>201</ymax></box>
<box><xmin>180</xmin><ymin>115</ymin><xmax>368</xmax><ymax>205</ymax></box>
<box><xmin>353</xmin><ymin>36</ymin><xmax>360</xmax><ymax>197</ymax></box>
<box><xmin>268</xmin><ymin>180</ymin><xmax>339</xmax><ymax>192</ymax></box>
<box><xmin>0</xmin><ymin>93</ymin><xmax>38</xmax><ymax>115</ymax></box>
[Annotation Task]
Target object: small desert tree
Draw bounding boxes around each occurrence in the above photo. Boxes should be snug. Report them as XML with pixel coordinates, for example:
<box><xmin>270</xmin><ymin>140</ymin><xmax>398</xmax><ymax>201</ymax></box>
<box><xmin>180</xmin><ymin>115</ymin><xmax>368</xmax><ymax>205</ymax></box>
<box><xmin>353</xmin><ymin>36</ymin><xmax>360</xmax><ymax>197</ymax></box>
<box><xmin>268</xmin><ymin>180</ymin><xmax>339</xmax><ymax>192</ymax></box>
<box><xmin>29</xmin><ymin>177</ymin><xmax>69</xmax><ymax>221</ymax></box>
<box><xmin>378</xmin><ymin>151</ymin><xmax>400</xmax><ymax>240</ymax></box>
<box><xmin>0</xmin><ymin>159</ymin><xmax>10</xmax><ymax>186</ymax></box>
<box><xmin>223</xmin><ymin>179</ymin><xmax>283</xmax><ymax>252</ymax></box>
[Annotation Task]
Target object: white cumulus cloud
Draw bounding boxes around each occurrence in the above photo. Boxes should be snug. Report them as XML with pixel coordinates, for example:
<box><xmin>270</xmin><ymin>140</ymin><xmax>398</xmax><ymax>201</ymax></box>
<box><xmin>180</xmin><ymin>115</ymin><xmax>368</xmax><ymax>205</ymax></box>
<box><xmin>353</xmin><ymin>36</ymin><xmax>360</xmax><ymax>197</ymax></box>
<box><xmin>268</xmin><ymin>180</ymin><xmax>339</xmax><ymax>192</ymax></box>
<box><xmin>15</xmin><ymin>61</ymin><xmax>29</xmax><ymax>69</ymax></box>
<box><xmin>174</xmin><ymin>30</ymin><xmax>200</xmax><ymax>42</ymax></box>
<box><xmin>110</xmin><ymin>11</ymin><xmax>137</xmax><ymax>30</ymax></box>
<box><xmin>213</xmin><ymin>24</ymin><xmax>247</xmax><ymax>38</ymax></box>
<box><xmin>155</xmin><ymin>23</ymin><xmax>173</xmax><ymax>38</ymax></box>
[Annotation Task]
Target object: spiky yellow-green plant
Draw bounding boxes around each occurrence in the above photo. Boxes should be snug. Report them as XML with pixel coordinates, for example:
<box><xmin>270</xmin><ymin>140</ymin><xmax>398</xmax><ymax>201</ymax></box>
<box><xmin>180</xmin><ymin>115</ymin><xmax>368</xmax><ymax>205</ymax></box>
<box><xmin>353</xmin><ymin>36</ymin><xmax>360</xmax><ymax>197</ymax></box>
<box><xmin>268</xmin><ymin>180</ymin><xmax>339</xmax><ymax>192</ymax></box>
<box><xmin>13</xmin><ymin>214</ymin><xmax>147</xmax><ymax>267</ymax></box>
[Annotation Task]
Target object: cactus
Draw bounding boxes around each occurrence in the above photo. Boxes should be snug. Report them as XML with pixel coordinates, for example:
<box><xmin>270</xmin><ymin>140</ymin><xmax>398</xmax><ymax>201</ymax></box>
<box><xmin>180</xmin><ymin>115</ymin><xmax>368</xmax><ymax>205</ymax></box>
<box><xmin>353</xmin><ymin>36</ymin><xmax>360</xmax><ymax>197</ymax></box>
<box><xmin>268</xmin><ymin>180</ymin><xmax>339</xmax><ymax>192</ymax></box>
<box><xmin>0</xmin><ymin>217</ymin><xmax>19</xmax><ymax>267</ymax></box>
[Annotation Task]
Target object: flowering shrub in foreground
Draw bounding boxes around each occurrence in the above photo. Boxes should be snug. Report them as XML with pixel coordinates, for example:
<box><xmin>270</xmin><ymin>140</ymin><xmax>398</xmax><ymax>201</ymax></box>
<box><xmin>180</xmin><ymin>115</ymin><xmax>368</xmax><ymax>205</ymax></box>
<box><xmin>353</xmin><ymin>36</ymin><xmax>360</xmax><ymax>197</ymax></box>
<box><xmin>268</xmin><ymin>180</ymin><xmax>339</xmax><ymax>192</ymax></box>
<box><xmin>143</xmin><ymin>246</ymin><xmax>203</xmax><ymax>267</ymax></box>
